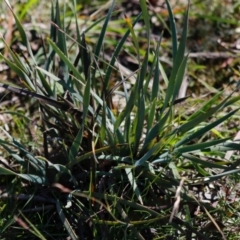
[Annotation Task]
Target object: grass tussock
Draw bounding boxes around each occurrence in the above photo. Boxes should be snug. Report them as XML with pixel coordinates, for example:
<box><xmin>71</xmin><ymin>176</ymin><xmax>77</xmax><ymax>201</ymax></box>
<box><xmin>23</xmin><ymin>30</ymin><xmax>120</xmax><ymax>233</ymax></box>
<box><xmin>0</xmin><ymin>0</ymin><xmax>240</xmax><ymax>239</ymax></box>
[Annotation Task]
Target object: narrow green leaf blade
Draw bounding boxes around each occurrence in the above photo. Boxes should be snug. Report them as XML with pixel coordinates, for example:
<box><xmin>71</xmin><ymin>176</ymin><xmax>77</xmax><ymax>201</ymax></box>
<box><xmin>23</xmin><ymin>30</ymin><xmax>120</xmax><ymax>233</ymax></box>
<box><xmin>48</xmin><ymin>38</ymin><xmax>85</xmax><ymax>84</ymax></box>
<box><xmin>134</xmin><ymin>93</ymin><xmax>145</xmax><ymax>152</ymax></box>
<box><xmin>165</xmin><ymin>0</ymin><xmax>177</xmax><ymax>59</ymax></box>
<box><xmin>139</xmin><ymin>0</ymin><xmax>150</xmax><ymax>50</ymax></box>
<box><xmin>125</xmin><ymin>168</ymin><xmax>143</xmax><ymax>204</ymax></box>
<box><xmin>182</xmin><ymin>153</ymin><xmax>228</xmax><ymax>169</ymax></box>
<box><xmin>178</xmin><ymin>92</ymin><xmax>235</xmax><ymax>135</ymax></box>
<box><xmin>104</xmin><ymin>13</ymin><xmax>142</xmax><ymax>89</ymax></box>
<box><xmin>175</xmin><ymin>108</ymin><xmax>240</xmax><ymax>147</ymax></box>
<box><xmin>174</xmin><ymin>138</ymin><xmax>229</xmax><ymax>154</ymax></box>
<box><xmin>94</xmin><ymin>0</ymin><xmax>116</xmax><ymax>58</ymax></box>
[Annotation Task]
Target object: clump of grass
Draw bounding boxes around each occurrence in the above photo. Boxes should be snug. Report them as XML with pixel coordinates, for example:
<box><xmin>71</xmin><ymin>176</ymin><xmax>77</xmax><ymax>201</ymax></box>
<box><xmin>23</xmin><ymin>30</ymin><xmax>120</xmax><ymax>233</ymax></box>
<box><xmin>0</xmin><ymin>0</ymin><xmax>240</xmax><ymax>239</ymax></box>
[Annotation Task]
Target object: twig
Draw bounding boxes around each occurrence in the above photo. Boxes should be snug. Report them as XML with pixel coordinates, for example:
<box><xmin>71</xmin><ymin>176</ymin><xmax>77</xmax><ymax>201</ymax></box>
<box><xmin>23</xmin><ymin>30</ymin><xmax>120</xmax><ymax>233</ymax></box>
<box><xmin>0</xmin><ymin>193</ymin><xmax>56</xmax><ymax>203</ymax></box>
<box><xmin>21</xmin><ymin>205</ymin><xmax>55</xmax><ymax>213</ymax></box>
<box><xmin>188</xmin><ymin>52</ymin><xmax>238</xmax><ymax>59</ymax></box>
<box><xmin>169</xmin><ymin>178</ymin><xmax>186</xmax><ymax>223</ymax></box>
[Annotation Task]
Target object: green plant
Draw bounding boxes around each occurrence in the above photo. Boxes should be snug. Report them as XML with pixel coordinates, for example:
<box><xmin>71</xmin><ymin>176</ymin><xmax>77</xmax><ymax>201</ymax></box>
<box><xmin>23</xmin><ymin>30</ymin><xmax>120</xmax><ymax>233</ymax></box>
<box><xmin>0</xmin><ymin>0</ymin><xmax>240</xmax><ymax>239</ymax></box>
